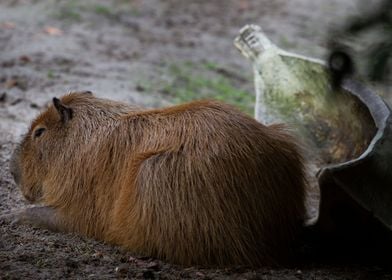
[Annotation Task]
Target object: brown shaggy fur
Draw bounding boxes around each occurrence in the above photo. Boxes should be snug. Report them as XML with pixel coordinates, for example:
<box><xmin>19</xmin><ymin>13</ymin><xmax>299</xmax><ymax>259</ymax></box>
<box><xmin>10</xmin><ymin>92</ymin><xmax>306</xmax><ymax>266</ymax></box>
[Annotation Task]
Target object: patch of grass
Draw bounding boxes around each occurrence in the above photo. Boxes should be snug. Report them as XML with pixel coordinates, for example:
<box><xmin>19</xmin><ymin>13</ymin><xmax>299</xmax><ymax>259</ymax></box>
<box><xmin>93</xmin><ymin>5</ymin><xmax>113</xmax><ymax>17</ymax></box>
<box><xmin>54</xmin><ymin>2</ymin><xmax>118</xmax><ymax>22</ymax></box>
<box><xmin>55</xmin><ymin>0</ymin><xmax>82</xmax><ymax>22</ymax></box>
<box><xmin>202</xmin><ymin>61</ymin><xmax>220</xmax><ymax>71</ymax></box>
<box><xmin>35</xmin><ymin>258</ymin><xmax>49</xmax><ymax>268</ymax></box>
<box><xmin>161</xmin><ymin>62</ymin><xmax>254</xmax><ymax>115</ymax></box>
<box><xmin>47</xmin><ymin>69</ymin><xmax>55</xmax><ymax>79</ymax></box>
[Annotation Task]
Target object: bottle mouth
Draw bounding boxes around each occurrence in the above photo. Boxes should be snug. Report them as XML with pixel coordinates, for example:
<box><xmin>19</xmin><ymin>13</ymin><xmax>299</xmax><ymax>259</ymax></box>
<box><xmin>234</xmin><ymin>24</ymin><xmax>378</xmax><ymax>166</ymax></box>
<box><xmin>234</xmin><ymin>24</ymin><xmax>273</xmax><ymax>60</ymax></box>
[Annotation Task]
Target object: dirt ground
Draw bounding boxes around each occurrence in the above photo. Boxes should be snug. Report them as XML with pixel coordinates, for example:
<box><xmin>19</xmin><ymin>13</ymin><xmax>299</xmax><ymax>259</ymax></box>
<box><xmin>1</xmin><ymin>0</ymin><xmax>392</xmax><ymax>279</ymax></box>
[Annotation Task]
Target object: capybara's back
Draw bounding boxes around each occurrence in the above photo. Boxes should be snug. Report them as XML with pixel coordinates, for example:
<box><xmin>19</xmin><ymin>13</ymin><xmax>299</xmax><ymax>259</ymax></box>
<box><xmin>12</xmin><ymin>93</ymin><xmax>306</xmax><ymax>266</ymax></box>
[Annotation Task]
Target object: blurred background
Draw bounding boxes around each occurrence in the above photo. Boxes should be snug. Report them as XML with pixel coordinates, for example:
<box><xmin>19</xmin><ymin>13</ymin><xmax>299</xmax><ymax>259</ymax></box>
<box><xmin>0</xmin><ymin>0</ymin><xmax>376</xmax><ymax>142</ymax></box>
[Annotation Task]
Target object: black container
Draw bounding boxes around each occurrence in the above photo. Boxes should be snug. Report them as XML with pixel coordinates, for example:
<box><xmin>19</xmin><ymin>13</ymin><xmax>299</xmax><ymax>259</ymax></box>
<box><xmin>316</xmin><ymin>79</ymin><xmax>392</xmax><ymax>240</ymax></box>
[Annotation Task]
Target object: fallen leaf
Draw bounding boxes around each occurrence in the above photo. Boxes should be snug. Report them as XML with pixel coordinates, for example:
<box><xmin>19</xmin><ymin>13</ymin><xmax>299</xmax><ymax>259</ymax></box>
<box><xmin>43</xmin><ymin>26</ymin><xmax>63</xmax><ymax>36</ymax></box>
<box><xmin>1</xmin><ymin>21</ymin><xmax>16</xmax><ymax>29</ymax></box>
<box><xmin>239</xmin><ymin>0</ymin><xmax>249</xmax><ymax>11</ymax></box>
<box><xmin>115</xmin><ymin>263</ymin><xmax>129</xmax><ymax>274</ymax></box>
<box><xmin>19</xmin><ymin>55</ymin><xmax>31</xmax><ymax>63</ymax></box>
<box><xmin>195</xmin><ymin>272</ymin><xmax>206</xmax><ymax>278</ymax></box>
<box><xmin>91</xmin><ymin>251</ymin><xmax>103</xmax><ymax>259</ymax></box>
<box><xmin>4</xmin><ymin>78</ymin><xmax>27</xmax><ymax>91</ymax></box>
<box><xmin>4</xmin><ymin>79</ymin><xmax>17</xmax><ymax>89</ymax></box>
<box><xmin>145</xmin><ymin>261</ymin><xmax>159</xmax><ymax>270</ymax></box>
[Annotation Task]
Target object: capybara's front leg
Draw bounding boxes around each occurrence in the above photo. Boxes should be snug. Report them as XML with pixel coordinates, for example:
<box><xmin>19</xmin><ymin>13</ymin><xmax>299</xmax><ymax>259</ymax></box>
<box><xmin>0</xmin><ymin>206</ymin><xmax>63</xmax><ymax>232</ymax></box>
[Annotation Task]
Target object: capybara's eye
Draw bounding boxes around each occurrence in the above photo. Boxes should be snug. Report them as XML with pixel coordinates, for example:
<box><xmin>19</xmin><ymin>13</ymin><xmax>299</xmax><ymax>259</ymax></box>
<box><xmin>33</xmin><ymin>127</ymin><xmax>46</xmax><ymax>138</ymax></box>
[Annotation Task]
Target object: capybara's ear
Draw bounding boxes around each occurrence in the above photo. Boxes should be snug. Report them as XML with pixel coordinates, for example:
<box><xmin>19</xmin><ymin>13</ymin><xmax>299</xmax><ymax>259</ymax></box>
<box><xmin>82</xmin><ymin>90</ymin><xmax>93</xmax><ymax>95</ymax></box>
<box><xmin>53</xmin><ymin>97</ymin><xmax>73</xmax><ymax>124</ymax></box>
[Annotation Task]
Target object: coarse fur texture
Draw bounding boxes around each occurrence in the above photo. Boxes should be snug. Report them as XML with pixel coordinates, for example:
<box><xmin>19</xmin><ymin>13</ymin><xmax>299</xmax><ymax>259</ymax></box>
<box><xmin>9</xmin><ymin>92</ymin><xmax>306</xmax><ymax>267</ymax></box>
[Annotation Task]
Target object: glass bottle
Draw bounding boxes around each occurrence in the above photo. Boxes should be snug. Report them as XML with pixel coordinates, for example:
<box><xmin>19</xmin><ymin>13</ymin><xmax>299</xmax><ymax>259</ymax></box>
<box><xmin>234</xmin><ymin>24</ymin><xmax>375</xmax><ymax>165</ymax></box>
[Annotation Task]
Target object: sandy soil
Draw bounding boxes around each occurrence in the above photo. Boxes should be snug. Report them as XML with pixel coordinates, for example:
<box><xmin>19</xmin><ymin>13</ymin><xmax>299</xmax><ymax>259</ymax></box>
<box><xmin>1</xmin><ymin>0</ymin><xmax>392</xmax><ymax>279</ymax></box>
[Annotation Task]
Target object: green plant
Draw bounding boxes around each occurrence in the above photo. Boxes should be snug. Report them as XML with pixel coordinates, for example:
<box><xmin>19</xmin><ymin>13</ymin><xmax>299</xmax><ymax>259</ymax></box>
<box><xmin>93</xmin><ymin>5</ymin><xmax>113</xmax><ymax>17</ymax></box>
<box><xmin>161</xmin><ymin>62</ymin><xmax>254</xmax><ymax>115</ymax></box>
<box><xmin>47</xmin><ymin>69</ymin><xmax>55</xmax><ymax>79</ymax></box>
<box><xmin>55</xmin><ymin>0</ymin><xmax>82</xmax><ymax>22</ymax></box>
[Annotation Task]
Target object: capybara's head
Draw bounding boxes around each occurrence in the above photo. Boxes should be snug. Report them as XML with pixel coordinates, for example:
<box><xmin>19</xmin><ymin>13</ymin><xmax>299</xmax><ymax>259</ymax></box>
<box><xmin>10</xmin><ymin>95</ymin><xmax>77</xmax><ymax>202</ymax></box>
<box><xmin>10</xmin><ymin>91</ymin><xmax>136</xmax><ymax>203</ymax></box>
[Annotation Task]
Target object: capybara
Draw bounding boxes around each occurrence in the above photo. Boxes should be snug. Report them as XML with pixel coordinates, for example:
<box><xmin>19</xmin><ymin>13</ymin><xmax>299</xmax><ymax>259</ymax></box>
<box><xmin>7</xmin><ymin>92</ymin><xmax>306</xmax><ymax>266</ymax></box>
